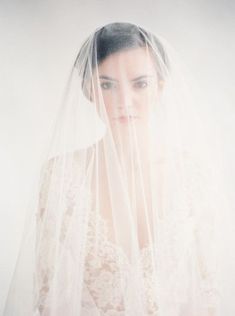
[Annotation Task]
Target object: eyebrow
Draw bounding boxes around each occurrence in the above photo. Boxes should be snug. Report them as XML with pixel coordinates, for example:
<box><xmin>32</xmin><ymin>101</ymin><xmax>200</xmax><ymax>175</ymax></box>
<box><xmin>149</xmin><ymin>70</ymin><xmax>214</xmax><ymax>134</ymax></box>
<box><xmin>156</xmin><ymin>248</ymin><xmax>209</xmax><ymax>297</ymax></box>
<box><xmin>99</xmin><ymin>75</ymin><xmax>118</xmax><ymax>82</ymax></box>
<box><xmin>99</xmin><ymin>75</ymin><xmax>154</xmax><ymax>82</ymax></box>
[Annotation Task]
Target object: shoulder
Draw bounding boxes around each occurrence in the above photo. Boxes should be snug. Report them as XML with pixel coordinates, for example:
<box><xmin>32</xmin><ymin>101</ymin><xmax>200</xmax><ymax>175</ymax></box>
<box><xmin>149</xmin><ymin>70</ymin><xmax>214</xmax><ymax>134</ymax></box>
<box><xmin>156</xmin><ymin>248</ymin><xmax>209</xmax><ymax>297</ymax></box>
<box><xmin>41</xmin><ymin>145</ymin><xmax>94</xmax><ymax>170</ymax></box>
<box><xmin>39</xmin><ymin>145</ymin><xmax>95</xmax><ymax>187</ymax></box>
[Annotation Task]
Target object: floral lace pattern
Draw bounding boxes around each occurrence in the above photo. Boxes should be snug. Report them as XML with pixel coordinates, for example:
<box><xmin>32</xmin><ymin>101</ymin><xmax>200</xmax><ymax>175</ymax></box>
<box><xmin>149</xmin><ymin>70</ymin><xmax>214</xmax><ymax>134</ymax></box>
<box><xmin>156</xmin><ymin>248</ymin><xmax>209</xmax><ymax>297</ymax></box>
<box><xmin>82</xmin><ymin>206</ymin><xmax>160</xmax><ymax>315</ymax></box>
<box><xmin>34</xmin><ymin>152</ymin><xmax>220</xmax><ymax>315</ymax></box>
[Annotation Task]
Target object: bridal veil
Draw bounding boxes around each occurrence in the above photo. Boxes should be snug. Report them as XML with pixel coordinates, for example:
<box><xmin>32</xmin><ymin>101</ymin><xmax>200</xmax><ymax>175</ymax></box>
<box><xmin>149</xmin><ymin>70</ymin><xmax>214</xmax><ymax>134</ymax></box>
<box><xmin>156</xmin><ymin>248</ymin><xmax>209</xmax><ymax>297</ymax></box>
<box><xmin>3</xmin><ymin>22</ymin><xmax>229</xmax><ymax>316</ymax></box>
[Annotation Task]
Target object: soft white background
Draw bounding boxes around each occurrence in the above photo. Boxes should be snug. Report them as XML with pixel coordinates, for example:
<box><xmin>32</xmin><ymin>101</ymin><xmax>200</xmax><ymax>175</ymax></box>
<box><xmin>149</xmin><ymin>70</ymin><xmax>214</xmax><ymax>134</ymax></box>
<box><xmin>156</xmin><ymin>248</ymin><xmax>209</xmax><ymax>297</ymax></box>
<box><xmin>0</xmin><ymin>0</ymin><xmax>234</xmax><ymax>314</ymax></box>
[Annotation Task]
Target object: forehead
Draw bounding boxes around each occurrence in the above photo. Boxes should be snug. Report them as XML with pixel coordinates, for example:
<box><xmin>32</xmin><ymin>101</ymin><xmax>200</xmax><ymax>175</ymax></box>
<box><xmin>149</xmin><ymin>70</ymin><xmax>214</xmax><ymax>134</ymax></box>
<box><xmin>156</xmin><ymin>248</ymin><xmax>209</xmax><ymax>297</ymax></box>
<box><xmin>96</xmin><ymin>47</ymin><xmax>157</xmax><ymax>77</ymax></box>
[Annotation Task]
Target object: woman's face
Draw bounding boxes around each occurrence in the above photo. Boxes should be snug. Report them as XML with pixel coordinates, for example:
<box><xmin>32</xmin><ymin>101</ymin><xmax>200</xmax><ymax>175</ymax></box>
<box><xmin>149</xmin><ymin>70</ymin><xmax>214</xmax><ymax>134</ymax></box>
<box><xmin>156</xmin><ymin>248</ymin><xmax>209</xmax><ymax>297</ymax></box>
<box><xmin>90</xmin><ymin>47</ymin><xmax>162</xmax><ymax>127</ymax></box>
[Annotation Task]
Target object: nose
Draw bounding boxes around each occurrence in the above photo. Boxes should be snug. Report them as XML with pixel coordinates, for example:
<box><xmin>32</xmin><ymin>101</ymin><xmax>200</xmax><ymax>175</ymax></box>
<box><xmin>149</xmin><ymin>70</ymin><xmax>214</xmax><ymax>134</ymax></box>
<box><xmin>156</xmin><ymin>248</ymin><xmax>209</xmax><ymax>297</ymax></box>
<box><xmin>116</xmin><ymin>88</ymin><xmax>134</xmax><ymax>111</ymax></box>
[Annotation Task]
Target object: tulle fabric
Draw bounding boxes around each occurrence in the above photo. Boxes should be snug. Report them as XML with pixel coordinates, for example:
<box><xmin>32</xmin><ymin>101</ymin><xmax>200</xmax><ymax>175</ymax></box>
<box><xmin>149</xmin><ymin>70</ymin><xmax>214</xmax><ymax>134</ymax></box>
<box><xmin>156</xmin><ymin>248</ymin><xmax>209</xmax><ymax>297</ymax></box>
<box><xmin>3</xmin><ymin>22</ymin><xmax>228</xmax><ymax>316</ymax></box>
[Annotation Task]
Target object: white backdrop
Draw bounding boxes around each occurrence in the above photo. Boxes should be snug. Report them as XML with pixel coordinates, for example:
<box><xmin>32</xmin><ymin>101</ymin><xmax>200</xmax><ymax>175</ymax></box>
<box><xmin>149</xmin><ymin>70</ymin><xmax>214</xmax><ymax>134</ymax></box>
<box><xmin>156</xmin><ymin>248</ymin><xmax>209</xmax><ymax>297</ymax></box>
<box><xmin>0</xmin><ymin>0</ymin><xmax>234</xmax><ymax>314</ymax></box>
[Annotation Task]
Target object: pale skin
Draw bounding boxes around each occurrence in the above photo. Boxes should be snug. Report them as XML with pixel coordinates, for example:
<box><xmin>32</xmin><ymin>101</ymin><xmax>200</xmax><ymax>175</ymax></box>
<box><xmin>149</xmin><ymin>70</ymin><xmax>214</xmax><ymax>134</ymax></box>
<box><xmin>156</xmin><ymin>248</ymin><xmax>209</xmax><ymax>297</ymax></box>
<box><xmin>90</xmin><ymin>46</ymin><xmax>162</xmax><ymax>162</ymax></box>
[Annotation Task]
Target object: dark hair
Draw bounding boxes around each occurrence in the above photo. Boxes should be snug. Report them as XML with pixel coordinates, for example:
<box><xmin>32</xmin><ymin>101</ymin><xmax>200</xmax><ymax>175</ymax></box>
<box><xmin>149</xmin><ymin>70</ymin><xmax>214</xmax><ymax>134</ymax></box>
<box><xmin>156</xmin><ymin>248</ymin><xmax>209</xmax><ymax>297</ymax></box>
<box><xmin>75</xmin><ymin>22</ymin><xmax>169</xmax><ymax>93</ymax></box>
<box><xmin>93</xmin><ymin>22</ymin><xmax>169</xmax><ymax>68</ymax></box>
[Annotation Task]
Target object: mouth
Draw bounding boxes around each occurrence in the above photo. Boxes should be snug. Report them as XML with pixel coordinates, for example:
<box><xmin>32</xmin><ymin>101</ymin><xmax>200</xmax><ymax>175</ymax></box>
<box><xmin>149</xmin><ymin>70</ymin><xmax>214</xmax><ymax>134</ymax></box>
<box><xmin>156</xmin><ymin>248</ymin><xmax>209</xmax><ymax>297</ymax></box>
<box><xmin>113</xmin><ymin>115</ymin><xmax>139</xmax><ymax>122</ymax></box>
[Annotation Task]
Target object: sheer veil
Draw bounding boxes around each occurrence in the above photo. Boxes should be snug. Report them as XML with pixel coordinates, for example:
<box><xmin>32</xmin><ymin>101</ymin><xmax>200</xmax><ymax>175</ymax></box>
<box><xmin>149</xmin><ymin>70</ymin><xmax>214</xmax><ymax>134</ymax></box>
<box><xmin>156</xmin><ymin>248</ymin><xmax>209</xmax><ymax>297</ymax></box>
<box><xmin>3</xmin><ymin>22</ymin><xmax>230</xmax><ymax>316</ymax></box>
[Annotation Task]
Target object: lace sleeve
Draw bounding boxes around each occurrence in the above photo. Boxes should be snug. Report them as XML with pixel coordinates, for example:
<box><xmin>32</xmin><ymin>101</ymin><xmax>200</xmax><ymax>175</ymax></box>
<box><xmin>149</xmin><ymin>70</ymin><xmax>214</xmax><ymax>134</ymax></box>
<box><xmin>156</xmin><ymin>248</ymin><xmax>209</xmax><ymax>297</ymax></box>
<box><xmin>34</xmin><ymin>158</ymin><xmax>56</xmax><ymax>316</ymax></box>
<box><xmin>33</xmin><ymin>150</ymin><xmax>93</xmax><ymax>315</ymax></box>
<box><xmin>189</xmin><ymin>154</ymin><xmax>221</xmax><ymax>315</ymax></box>
<box><xmin>194</xmin><ymin>220</ymin><xmax>220</xmax><ymax>315</ymax></box>
<box><xmin>34</xmin><ymin>157</ymin><xmax>74</xmax><ymax>315</ymax></box>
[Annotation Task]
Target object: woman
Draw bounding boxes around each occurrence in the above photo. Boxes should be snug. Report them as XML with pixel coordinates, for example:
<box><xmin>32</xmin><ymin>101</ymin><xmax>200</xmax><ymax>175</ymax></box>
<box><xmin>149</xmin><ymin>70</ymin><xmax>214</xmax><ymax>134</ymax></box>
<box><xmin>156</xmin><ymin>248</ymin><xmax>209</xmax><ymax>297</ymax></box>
<box><xmin>4</xmin><ymin>22</ymin><xmax>223</xmax><ymax>316</ymax></box>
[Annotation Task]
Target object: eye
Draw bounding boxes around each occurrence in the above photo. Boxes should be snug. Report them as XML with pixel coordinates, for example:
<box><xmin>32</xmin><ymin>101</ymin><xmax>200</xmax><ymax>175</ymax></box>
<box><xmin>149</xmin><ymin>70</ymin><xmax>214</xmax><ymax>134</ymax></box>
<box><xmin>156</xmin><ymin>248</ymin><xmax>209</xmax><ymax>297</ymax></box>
<box><xmin>100</xmin><ymin>81</ymin><xmax>117</xmax><ymax>90</ymax></box>
<box><xmin>133</xmin><ymin>80</ymin><xmax>148</xmax><ymax>89</ymax></box>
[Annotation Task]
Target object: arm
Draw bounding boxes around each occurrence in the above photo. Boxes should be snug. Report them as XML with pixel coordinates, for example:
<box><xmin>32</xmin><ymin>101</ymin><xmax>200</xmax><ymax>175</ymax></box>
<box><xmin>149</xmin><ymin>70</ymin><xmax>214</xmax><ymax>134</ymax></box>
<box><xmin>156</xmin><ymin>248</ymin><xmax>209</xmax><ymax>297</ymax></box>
<box><xmin>191</xmin><ymin>153</ymin><xmax>220</xmax><ymax>316</ymax></box>
<box><xmin>34</xmin><ymin>158</ymin><xmax>56</xmax><ymax>315</ymax></box>
<box><xmin>33</xmin><ymin>149</ymin><xmax>93</xmax><ymax>315</ymax></box>
<box><xmin>179</xmin><ymin>151</ymin><xmax>220</xmax><ymax>316</ymax></box>
<box><xmin>194</xmin><ymin>220</ymin><xmax>220</xmax><ymax>316</ymax></box>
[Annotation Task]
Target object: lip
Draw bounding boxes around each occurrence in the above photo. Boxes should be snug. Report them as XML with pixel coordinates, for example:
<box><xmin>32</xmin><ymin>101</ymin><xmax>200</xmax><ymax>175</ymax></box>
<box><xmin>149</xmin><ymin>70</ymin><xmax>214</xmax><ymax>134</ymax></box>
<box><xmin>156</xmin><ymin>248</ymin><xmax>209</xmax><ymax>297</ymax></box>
<box><xmin>113</xmin><ymin>115</ymin><xmax>139</xmax><ymax>122</ymax></box>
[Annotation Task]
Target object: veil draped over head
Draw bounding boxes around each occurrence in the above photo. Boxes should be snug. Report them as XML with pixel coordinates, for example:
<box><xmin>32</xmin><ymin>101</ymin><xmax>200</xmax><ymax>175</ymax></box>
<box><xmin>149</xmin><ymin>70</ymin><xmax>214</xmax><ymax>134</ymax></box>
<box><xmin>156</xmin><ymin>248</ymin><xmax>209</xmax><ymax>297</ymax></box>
<box><xmin>4</xmin><ymin>22</ymin><xmax>228</xmax><ymax>316</ymax></box>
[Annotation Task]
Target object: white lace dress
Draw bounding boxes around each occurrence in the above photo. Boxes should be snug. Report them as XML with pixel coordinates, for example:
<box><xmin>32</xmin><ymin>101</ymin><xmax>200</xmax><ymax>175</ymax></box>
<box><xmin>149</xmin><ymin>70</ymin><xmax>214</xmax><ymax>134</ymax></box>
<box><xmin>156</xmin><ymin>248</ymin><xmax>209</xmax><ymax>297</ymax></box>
<box><xmin>34</xmin><ymin>155</ymin><xmax>220</xmax><ymax>316</ymax></box>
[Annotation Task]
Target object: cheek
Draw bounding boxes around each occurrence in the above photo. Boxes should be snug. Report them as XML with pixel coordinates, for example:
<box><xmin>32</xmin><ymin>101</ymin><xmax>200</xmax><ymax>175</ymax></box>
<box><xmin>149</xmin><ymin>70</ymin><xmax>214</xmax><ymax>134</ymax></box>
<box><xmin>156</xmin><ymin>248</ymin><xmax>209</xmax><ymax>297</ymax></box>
<box><xmin>138</xmin><ymin>89</ymin><xmax>159</xmax><ymax>112</ymax></box>
<box><xmin>92</xmin><ymin>87</ymin><xmax>112</xmax><ymax>113</ymax></box>
<box><xmin>98</xmin><ymin>93</ymin><xmax>119</xmax><ymax>119</ymax></box>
